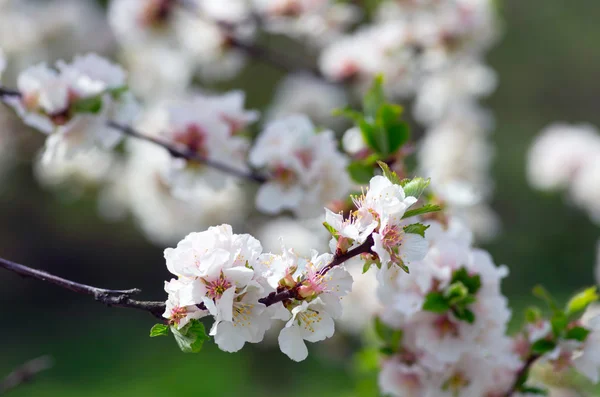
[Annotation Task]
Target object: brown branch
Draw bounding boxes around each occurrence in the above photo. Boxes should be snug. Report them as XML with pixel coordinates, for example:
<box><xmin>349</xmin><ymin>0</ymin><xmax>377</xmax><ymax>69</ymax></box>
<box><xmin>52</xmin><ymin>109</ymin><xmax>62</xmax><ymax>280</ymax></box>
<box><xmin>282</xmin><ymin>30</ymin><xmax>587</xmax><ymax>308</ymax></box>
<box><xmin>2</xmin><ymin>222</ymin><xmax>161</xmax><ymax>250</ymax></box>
<box><xmin>258</xmin><ymin>235</ymin><xmax>374</xmax><ymax>306</ymax></box>
<box><xmin>0</xmin><ymin>234</ymin><xmax>374</xmax><ymax>319</ymax></box>
<box><xmin>0</xmin><ymin>256</ymin><xmax>165</xmax><ymax>319</ymax></box>
<box><xmin>0</xmin><ymin>356</ymin><xmax>54</xmax><ymax>395</ymax></box>
<box><xmin>106</xmin><ymin>121</ymin><xmax>267</xmax><ymax>184</ymax></box>
<box><xmin>503</xmin><ymin>353</ymin><xmax>542</xmax><ymax>397</ymax></box>
<box><xmin>0</xmin><ymin>89</ymin><xmax>267</xmax><ymax>184</ymax></box>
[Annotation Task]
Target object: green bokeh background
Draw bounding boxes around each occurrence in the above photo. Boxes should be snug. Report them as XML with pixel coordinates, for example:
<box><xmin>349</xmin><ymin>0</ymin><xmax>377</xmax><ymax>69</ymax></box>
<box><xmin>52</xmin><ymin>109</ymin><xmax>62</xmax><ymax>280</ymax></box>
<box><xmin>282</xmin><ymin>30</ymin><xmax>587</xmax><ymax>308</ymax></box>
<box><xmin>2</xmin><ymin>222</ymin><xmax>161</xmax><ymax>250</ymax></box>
<box><xmin>1</xmin><ymin>1</ymin><xmax>600</xmax><ymax>396</ymax></box>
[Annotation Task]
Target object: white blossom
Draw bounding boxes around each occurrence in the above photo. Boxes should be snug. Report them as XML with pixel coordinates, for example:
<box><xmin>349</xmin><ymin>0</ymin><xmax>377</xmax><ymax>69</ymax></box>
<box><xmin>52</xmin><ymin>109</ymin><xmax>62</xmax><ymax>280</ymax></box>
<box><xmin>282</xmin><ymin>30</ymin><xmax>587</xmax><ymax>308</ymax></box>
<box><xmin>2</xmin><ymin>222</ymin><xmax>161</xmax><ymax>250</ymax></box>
<box><xmin>249</xmin><ymin>114</ymin><xmax>351</xmax><ymax>217</ymax></box>
<box><xmin>163</xmin><ymin>225</ymin><xmax>273</xmax><ymax>352</ymax></box>
<box><xmin>7</xmin><ymin>53</ymin><xmax>138</xmax><ymax>162</ymax></box>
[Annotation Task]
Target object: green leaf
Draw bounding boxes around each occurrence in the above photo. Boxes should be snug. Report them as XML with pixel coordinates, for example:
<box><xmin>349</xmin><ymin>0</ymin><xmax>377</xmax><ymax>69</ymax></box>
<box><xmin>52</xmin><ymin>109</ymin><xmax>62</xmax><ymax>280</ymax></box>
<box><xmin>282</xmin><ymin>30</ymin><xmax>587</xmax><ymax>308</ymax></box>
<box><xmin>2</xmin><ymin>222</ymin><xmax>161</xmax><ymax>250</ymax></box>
<box><xmin>518</xmin><ymin>386</ymin><xmax>548</xmax><ymax>395</ymax></box>
<box><xmin>533</xmin><ymin>285</ymin><xmax>558</xmax><ymax>312</ymax></box>
<box><xmin>565</xmin><ymin>326</ymin><xmax>591</xmax><ymax>342</ymax></box>
<box><xmin>150</xmin><ymin>323</ymin><xmax>169</xmax><ymax>337</ymax></box>
<box><xmin>377</xmin><ymin>161</ymin><xmax>402</xmax><ymax>185</ymax></box>
<box><xmin>348</xmin><ymin>161</ymin><xmax>376</xmax><ymax>184</ymax></box>
<box><xmin>402</xmin><ymin>204</ymin><xmax>442</xmax><ymax>219</ymax></box>
<box><xmin>566</xmin><ymin>287</ymin><xmax>599</xmax><ymax>319</ymax></box>
<box><xmin>323</xmin><ymin>221</ymin><xmax>339</xmax><ymax>238</ymax></box>
<box><xmin>422</xmin><ymin>292</ymin><xmax>450</xmax><ymax>313</ymax></box>
<box><xmin>377</xmin><ymin>103</ymin><xmax>409</xmax><ymax>155</ymax></box>
<box><xmin>453</xmin><ymin>307</ymin><xmax>476</xmax><ymax>324</ymax></box>
<box><xmin>403</xmin><ymin>223</ymin><xmax>429</xmax><ymax>238</ymax></box>
<box><xmin>363</xmin><ymin>75</ymin><xmax>385</xmax><ymax>120</ymax></box>
<box><xmin>550</xmin><ymin>311</ymin><xmax>568</xmax><ymax>337</ymax></box>
<box><xmin>332</xmin><ymin>106</ymin><xmax>364</xmax><ymax>123</ymax></box>
<box><xmin>108</xmin><ymin>85</ymin><xmax>128</xmax><ymax>99</ymax></box>
<box><xmin>401</xmin><ymin>177</ymin><xmax>431</xmax><ymax>199</ymax></box>
<box><xmin>525</xmin><ymin>306</ymin><xmax>543</xmax><ymax>323</ymax></box>
<box><xmin>354</xmin><ymin>348</ymin><xmax>380</xmax><ymax>374</ymax></box>
<box><xmin>446</xmin><ymin>281</ymin><xmax>469</xmax><ymax>304</ymax></box>
<box><xmin>358</xmin><ymin>119</ymin><xmax>381</xmax><ymax>154</ymax></box>
<box><xmin>171</xmin><ymin>320</ymin><xmax>208</xmax><ymax>353</ymax></box>
<box><xmin>374</xmin><ymin>317</ymin><xmax>403</xmax><ymax>353</ymax></box>
<box><xmin>530</xmin><ymin>339</ymin><xmax>557</xmax><ymax>354</ymax></box>
<box><xmin>71</xmin><ymin>95</ymin><xmax>103</xmax><ymax>114</ymax></box>
<box><xmin>451</xmin><ymin>268</ymin><xmax>482</xmax><ymax>295</ymax></box>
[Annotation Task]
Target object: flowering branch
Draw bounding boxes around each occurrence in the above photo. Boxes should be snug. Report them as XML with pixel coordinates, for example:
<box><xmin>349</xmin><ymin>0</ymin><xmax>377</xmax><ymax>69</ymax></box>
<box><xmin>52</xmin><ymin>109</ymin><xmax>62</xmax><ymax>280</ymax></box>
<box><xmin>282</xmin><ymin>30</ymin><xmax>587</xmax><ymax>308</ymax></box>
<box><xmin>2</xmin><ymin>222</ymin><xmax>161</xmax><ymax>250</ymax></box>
<box><xmin>0</xmin><ymin>356</ymin><xmax>54</xmax><ymax>395</ymax></box>
<box><xmin>105</xmin><ymin>121</ymin><xmax>267</xmax><ymax>183</ymax></box>
<box><xmin>0</xmin><ymin>256</ymin><xmax>165</xmax><ymax>319</ymax></box>
<box><xmin>0</xmin><ymin>89</ymin><xmax>267</xmax><ymax>184</ymax></box>
<box><xmin>258</xmin><ymin>235</ymin><xmax>375</xmax><ymax>306</ymax></box>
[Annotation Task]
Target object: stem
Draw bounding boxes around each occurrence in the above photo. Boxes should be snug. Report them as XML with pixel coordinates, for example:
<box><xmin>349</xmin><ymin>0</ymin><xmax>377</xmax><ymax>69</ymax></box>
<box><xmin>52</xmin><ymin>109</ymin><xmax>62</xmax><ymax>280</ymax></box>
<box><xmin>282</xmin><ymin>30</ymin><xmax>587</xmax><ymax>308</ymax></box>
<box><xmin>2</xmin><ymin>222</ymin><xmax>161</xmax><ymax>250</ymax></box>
<box><xmin>258</xmin><ymin>235</ymin><xmax>374</xmax><ymax>306</ymax></box>
<box><xmin>0</xmin><ymin>356</ymin><xmax>54</xmax><ymax>395</ymax></box>
<box><xmin>0</xmin><ymin>257</ymin><xmax>165</xmax><ymax>319</ymax></box>
<box><xmin>0</xmin><ymin>89</ymin><xmax>267</xmax><ymax>184</ymax></box>
<box><xmin>106</xmin><ymin>121</ymin><xmax>267</xmax><ymax>184</ymax></box>
<box><xmin>0</xmin><ymin>236</ymin><xmax>373</xmax><ymax>318</ymax></box>
<box><xmin>504</xmin><ymin>353</ymin><xmax>541</xmax><ymax>397</ymax></box>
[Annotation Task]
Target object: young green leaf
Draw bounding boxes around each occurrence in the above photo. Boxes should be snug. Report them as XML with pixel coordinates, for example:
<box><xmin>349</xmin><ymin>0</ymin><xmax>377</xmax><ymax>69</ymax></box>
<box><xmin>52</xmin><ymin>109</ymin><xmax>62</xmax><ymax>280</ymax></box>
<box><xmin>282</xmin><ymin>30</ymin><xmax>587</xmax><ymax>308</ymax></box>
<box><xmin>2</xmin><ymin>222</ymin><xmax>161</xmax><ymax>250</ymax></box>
<box><xmin>566</xmin><ymin>286</ymin><xmax>599</xmax><ymax>320</ymax></box>
<box><xmin>403</xmin><ymin>223</ymin><xmax>429</xmax><ymax>238</ymax></box>
<box><xmin>451</xmin><ymin>268</ymin><xmax>482</xmax><ymax>295</ymax></box>
<box><xmin>565</xmin><ymin>326</ymin><xmax>591</xmax><ymax>342</ymax></box>
<box><xmin>525</xmin><ymin>306</ymin><xmax>543</xmax><ymax>324</ymax></box>
<box><xmin>150</xmin><ymin>323</ymin><xmax>170</xmax><ymax>337</ymax></box>
<box><xmin>530</xmin><ymin>339</ymin><xmax>557</xmax><ymax>354</ymax></box>
<box><xmin>422</xmin><ymin>292</ymin><xmax>450</xmax><ymax>313</ymax></box>
<box><xmin>452</xmin><ymin>307</ymin><xmax>476</xmax><ymax>324</ymax></box>
<box><xmin>550</xmin><ymin>311</ymin><xmax>568</xmax><ymax>337</ymax></box>
<box><xmin>402</xmin><ymin>204</ymin><xmax>442</xmax><ymax>219</ymax></box>
<box><xmin>401</xmin><ymin>177</ymin><xmax>431</xmax><ymax>199</ymax></box>
<box><xmin>171</xmin><ymin>320</ymin><xmax>208</xmax><ymax>353</ymax></box>
<box><xmin>323</xmin><ymin>221</ymin><xmax>339</xmax><ymax>238</ymax></box>
<box><xmin>71</xmin><ymin>95</ymin><xmax>103</xmax><ymax>114</ymax></box>
<box><xmin>518</xmin><ymin>386</ymin><xmax>548</xmax><ymax>395</ymax></box>
<box><xmin>363</xmin><ymin>75</ymin><xmax>385</xmax><ymax>120</ymax></box>
<box><xmin>376</xmin><ymin>161</ymin><xmax>402</xmax><ymax>184</ymax></box>
<box><xmin>533</xmin><ymin>285</ymin><xmax>558</xmax><ymax>312</ymax></box>
<box><xmin>348</xmin><ymin>161</ymin><xmax>376</xmax><ymax>184</ymax></box>
<box><xmin>332</xmin><ymin>106</ymin><xmax>364</xmax><ymax>123</ymax></box>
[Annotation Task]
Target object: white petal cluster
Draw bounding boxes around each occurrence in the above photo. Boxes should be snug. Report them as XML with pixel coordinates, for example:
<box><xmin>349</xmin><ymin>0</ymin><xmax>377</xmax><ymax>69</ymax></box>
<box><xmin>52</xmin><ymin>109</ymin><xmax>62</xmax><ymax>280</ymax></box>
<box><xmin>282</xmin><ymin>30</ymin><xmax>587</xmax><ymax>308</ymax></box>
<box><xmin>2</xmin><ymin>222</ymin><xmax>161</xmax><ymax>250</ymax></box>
<box><xmin>162</xmin><ymin>225</ymin><xmax>354</xmax><ymax>360</ymax></box>
<box><xmin>418</xmin><ymin>104</ymin><xmax>499</xmax><ymax>240</ymax></box>
<box><xmin>326</xmin><ymin>175</ymin><xmax>427</xmax><ymax>269</ymax></box>
<box><xmin>249</xmin><ymin>114</ymin><xmax>351</xmax><ymax>217</ymax></box>
<box><xmin>527</xmin><ymin>123</ymin><xmax>600</xmax><ymax>224</ymax></box>
<box><xmin>108</xmin><ymin>0</ymin><xmax>253</xmax><ymax>98</ymax></box>
<box><xmin>256</xmin><ymin>247</ymin><xmax>353</xmax><ymax>361</ymax></box>
<box><xmin>376</xmin><ymin>217</ymin><xmax>521</xmax><ymax>397</ymax></box>
<box><xmin>7</xmin><ymin>53</ymin><xmax>138</xmax><ymax>163</ymax></box>
<box><xmin>154</xmin><ymin>92</ymin><xmax>257</xmax><ymax>196</ymax></box>
<box><xmin>99</xmin><ymin>134</ymin><xmax>248</xmax><ymax>246</ymax></box>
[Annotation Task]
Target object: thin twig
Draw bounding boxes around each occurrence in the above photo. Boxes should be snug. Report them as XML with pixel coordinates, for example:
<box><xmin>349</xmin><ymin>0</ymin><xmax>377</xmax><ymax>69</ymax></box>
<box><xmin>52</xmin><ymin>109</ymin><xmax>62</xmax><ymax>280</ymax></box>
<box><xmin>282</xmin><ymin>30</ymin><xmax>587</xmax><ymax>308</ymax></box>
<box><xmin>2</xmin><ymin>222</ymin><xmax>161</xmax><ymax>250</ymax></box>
<box><xmin>258</xmin><ymin>235</ymin><xmax>374</xmax><ymax>306</ymax></box>
<box><xmin>0</xmin><ymin>356</ymin><xmax>54</xmax><ymax>395</ymax></box>
<box><xmin>0</xmin><ymin>257</ymin><xmax>165</xmax><ymax>319</ymax></box>
<box><xmin>503</xmin><ymin>353</ymin><xmax>541</xmax><ymax>397</ymax></box>
<box><xmin>0</xmin><ymin>236</ymin><xmax>374</xmax><ymax>318</ymax></box>
<box><xmin>0</xmin><ymin>89</ymin><xmax>267</xmax><ymax>184</ymax></box>
<box><xmin>106</xmin><ymin>121</ymin><xmax>267</xmax><ymax>183</ymax></box>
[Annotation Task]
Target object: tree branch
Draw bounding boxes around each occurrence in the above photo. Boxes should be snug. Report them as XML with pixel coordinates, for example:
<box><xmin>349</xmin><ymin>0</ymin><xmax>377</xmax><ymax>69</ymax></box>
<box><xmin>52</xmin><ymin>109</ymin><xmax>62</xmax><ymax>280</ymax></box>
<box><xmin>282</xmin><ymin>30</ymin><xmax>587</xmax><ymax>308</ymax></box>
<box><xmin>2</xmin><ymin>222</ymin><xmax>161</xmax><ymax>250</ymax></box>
<box><xmin>0</xmin><ymin>90</ymin><xmax>267</xmax><ymax>184</ymax></box>
<box><xmin>0</xmin><ymin>234</ymin><xmax>373</xmax><ymax>319</ymax></box>
<box><xmin>106</xmin><ymin>121</ymin><xmax>267</xmax><ymax>184</ymax></box>
<box><xmin>504</xmin><ymin>353</ymin><xmax>541</xmax><ymax>397</ymax></box>
<box><xmin>0</xmin><ymin>356</ymin><xmax>54</xmax><ymax>395</ymax></box>
<box><xmin>0</xmin><ymin>256</ymin><xmax>165</xmax><ymax>319</ymax></box>
<box><xmin>258</xmin><ymin>235</ymin><xmax>374</xmax><ymax>306</ymax></box>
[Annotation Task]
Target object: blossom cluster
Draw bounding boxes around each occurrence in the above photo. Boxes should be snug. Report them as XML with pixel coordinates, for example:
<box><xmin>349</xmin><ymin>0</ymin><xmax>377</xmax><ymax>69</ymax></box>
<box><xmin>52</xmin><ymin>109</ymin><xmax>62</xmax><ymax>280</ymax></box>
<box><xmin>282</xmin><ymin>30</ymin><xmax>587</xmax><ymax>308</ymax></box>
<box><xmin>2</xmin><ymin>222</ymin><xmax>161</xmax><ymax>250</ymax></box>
<box><xmin>528</xmin><ymin>123</ymin><xmax>600</xmax><ymax>225</ymax></box>
<box><xmin>377</xmin><ymin>218</ymin><xmax>519</xmax><ymax>396</ymax></box>
<box><xmin>4</xmin><ymin>54</ymin><xmax>138</xmax><ymax>163</ymax></box>
<box><xmin>159</xmin><ymin>171</ymin><xmax>427</xmax><ymax>361</ymax></box>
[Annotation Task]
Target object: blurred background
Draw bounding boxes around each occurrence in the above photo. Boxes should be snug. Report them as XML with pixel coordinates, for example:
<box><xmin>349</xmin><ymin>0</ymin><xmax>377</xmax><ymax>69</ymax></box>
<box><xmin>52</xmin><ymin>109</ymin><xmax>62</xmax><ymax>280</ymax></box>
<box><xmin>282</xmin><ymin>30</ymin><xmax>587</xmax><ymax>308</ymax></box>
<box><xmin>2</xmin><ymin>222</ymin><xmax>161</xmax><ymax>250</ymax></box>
<box><xmin>1</xmin><ymin>0</ymin><xmax>600</xmax><ymax>396</ymax></box>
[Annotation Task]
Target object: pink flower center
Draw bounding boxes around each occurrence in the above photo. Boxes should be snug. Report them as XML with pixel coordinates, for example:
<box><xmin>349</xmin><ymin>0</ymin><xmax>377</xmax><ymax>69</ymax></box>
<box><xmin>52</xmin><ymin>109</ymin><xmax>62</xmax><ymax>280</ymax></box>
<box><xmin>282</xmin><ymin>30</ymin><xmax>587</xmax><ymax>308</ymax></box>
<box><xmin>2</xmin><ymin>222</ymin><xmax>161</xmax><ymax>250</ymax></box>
<box><xmin>140</xmin><ymin>0</ymin><xmax>174</xmax><ymax>27</ymax></box>
<box><xmin>173</xmin><ymin>124</ymin><xmax>209</xmax><ymax>158</ymax></box>
<box><xmin>204</xmin><ymin>276</ymin><xmax>233</xmax><ymax>300</ymax></box>
<box><xmin>169</xmin><ymin>306</ymin><xmax>188</xmax><ymax>325</ymax></box>
<box><xmin>434</xmin><ymin>315</ymin><xmax>460</xmax><ymax>338</ymax></box>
